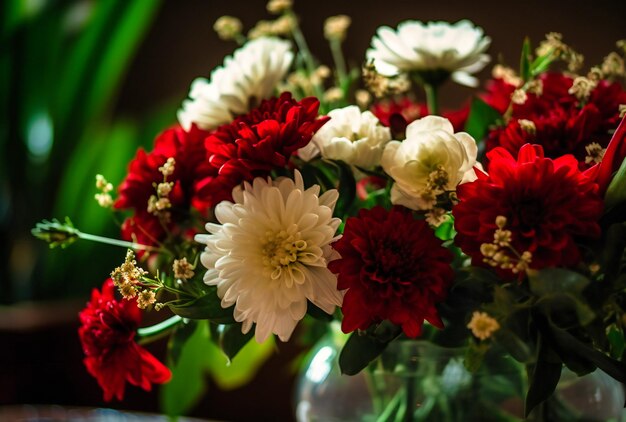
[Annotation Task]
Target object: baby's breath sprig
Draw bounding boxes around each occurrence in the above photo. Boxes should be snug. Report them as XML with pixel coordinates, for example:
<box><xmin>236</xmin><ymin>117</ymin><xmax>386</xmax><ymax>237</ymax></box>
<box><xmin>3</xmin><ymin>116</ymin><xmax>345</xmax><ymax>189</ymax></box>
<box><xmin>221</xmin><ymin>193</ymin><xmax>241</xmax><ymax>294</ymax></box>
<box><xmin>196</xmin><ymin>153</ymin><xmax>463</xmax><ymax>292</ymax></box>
<box><xmin>480</xmin><ymin>216</ymin><xmax>533</xmax><ymax>275</ymax></box>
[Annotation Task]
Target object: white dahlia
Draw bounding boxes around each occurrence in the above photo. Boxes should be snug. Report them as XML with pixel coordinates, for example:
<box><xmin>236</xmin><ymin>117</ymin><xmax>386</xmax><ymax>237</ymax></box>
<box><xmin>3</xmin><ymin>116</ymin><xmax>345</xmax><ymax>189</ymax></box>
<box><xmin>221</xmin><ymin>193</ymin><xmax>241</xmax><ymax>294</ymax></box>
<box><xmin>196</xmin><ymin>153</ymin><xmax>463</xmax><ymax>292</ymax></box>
<box><xmin>195</xmin><ymin>171</ymin><xmax>343</xmax><ymax>342</ymax></box>
<box><xmin>178</xmin><ymin>37</ymin><xmax>294</xmax><ymax>131</ymax></box>
<box><xmin>367</xmin><ymin>20</ymin><xmax>491</xmax><ymax>87</ymax></box>
<box><xmin>381</xmin><ymin>116</ymin><xmax>477</xmax><ymax>210</ymax></box>
<box><xmin>298</xmin><ymin>106</ymin><xmax>392</xmax><ymax>169</ymax></box>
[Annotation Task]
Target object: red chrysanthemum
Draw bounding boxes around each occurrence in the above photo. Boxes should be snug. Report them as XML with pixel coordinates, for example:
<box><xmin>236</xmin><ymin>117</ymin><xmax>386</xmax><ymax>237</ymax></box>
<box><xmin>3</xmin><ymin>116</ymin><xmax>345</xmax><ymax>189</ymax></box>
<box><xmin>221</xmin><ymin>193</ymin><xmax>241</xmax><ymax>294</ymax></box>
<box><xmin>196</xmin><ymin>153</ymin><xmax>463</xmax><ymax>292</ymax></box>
<box><xmin>329</xmin><ymin>206</ymin><xmax>454</xmax><ymax>338</ymax></box>
<box><xmin>453</xmin><ymin>144</ymin><xmax>604</xmax><ymax>277</ymax></box>
<box><xmin>115</xmin><ymin>125</ymin><xmax>213</xmax><ymax>247</ymax></box>
<box><xmin>196</xmin><ymin>92</ymin><xmax>328</xmax><ymax>205</ymax></box>
<box><xmin>371</xmin><ymin>96</ymin><xmax>468</xmax><ymax>137</ymax></box>
<box><xmin>78</xmin><ymin>279</ymin><xmax>171</xmax><ymax>401</ymax></box>
<box><xmin>486</xmin><ymin>73</ymin><xmax>626</xmax><ymax>169</ymax></box>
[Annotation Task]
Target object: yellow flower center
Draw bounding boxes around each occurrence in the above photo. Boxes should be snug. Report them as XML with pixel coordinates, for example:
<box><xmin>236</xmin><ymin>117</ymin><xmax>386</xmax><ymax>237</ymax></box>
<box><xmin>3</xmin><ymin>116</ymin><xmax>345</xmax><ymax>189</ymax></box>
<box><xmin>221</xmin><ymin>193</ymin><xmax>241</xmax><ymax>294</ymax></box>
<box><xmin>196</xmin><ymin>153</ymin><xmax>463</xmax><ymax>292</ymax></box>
<box><xmin>261</xmin><ymin>230</ymin><xmax>308</xmax><ymax>279</ymax></box>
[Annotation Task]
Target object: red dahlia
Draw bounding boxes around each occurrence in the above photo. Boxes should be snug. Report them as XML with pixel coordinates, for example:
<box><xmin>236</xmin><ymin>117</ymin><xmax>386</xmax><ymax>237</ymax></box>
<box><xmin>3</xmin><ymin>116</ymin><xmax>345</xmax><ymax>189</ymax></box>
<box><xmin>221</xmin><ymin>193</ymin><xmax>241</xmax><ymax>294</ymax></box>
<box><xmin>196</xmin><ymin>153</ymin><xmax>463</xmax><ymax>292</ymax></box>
<box><xmin>78</xmin><ymin>279</ymin><xmax>171</xmax><ymax>401</ymax></box>
<box><xmin>453</xmin><ymin>144</ymin><xmax>604</xmax><ymax>277</ymax></box>
<box><xmin>197</xmin><ymin>92</ymin><xmax>328</xmax><ymax>205</ymax></box>
<box><xmin>115</xmin><ymin>125</ymin><xmax>212</xmax><ymax>247</ymax></box>
<box><xmin>329</xmin><ymin>206</ymin><xmax>454</xmax><ymax>338</ymax></box>
<box><xmin>486</xmin><ymin>73</ymin><xmax>626</xmax><ymax>169</ymax></box>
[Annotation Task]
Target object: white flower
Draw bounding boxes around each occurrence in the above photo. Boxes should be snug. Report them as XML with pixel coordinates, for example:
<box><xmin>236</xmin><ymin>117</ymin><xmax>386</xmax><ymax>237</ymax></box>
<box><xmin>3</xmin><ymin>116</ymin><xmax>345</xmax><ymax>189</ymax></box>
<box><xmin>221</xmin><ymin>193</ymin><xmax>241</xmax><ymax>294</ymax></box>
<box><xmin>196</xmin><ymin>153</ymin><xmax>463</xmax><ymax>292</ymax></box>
<box><xmin>366</xmin><ymin>20</ymin><xmax>491</xmax><ymax>87</ymax></box>
<box><xmin>195</xmin><ymin>171</ymin><xmax>343</xmax><ymax>343</ymax></box>
<box><xmin>381</xmin><ymin>116</ymin><xmax>477</xmax><ymax>210</ymax></box>
<box><xmin>178</xmin><ymin>37</ymin><xmax>294</xmax><ymax>131</ymax></box>
<box><xmin>299</xmin><ymin>106</ymin><xmax>392</xmax><ymax>169</ymax></box>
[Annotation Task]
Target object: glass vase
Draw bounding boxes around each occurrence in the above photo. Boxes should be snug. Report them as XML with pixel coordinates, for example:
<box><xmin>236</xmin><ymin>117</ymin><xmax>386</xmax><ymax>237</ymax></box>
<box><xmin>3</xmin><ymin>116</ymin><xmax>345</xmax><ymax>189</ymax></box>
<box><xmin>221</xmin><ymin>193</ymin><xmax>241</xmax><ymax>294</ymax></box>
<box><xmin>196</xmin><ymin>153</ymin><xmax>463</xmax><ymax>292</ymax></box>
<box><xmin>295</xmin><ymin>330</ymin><xmax>626</xmax><ymax>422</ymax></box>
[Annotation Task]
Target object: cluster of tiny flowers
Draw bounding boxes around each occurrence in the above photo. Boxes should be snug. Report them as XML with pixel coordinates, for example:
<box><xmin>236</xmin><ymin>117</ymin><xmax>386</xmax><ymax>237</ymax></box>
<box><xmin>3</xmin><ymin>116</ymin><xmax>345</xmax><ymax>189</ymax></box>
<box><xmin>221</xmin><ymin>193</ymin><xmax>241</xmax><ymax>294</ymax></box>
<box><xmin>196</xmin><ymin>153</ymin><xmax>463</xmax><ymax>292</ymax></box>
<box><xmin>492</xmin><ymin>65</ymin><xmax>522</xmax><ymax>87</ymax></box>
<box><xmin>467</xmin><ymin>311</ymin><xmax>500</xmax><ymax>340</ymax></box>
<box><xmin>585</xmin><ymin>142</ymin><xmax>606</xmax><ymax>164</ymax></box>
<box><xmin>510</xmin><ymin>79</ymin><xmax>543</xmax><ymax>106</ymax></box>
<box><xmin>619</xmin><ymin>104</ymin><xmax>626</xmax><ymax>118</ymax></box>
<box><xmin>248</xmin><ymin>15</ymin><xmax>295</xmax><ymax>39</ymax></box>
<box><xmin>518</xmin><ymin>119</ymin><xmax>536</xmax><ymax>134</ymax></box>
<box><xmin>94</xmin><ymin>175</ymin><xmax>114</xmax><ymax>208</ymax></box>
<box><xmin>147</xmin><ymin>157</ymin><xmax>175</xmax><ymax>221</ymax></box>
<box><xmin>568</xmin><ymin>76</ymin><xmax>597</xmax><ymax>101</ymax></box>
<box><xmin>536</xmin><ymin>32</ymin><xmax>584</xmax><ymax>72</ymax></box>
<box><xmin>213</xmin><ymin>16</ymin><xmax>243</xmax><ymax>41</ymax></box>
<box><xmin>266</xmin><ymin>0</ymin><xmax>292</xmax><ymax>14</ymax></box>
<box><xmin>173</xmin><ymin>257</ymin><xmax>195</xmax><ymax>281</ymax></box>
<box><xmin>110</xmin><ymin>250</ymin><xmax>157</xmax><ymax>309</ymax></box>
<box><xmin>281</xmin><ymin>65</ymin><xmax>331</xmax><ymax>97</ymax></box>
<box><xmin>480</xmin><ymin>216</ymin><xmax>532</xmax><ymax>274</ymax></box>
<box><xmin>362</xmin><ymin>62</ymin><xmax>411</xmax><ymax>98</ymax></box>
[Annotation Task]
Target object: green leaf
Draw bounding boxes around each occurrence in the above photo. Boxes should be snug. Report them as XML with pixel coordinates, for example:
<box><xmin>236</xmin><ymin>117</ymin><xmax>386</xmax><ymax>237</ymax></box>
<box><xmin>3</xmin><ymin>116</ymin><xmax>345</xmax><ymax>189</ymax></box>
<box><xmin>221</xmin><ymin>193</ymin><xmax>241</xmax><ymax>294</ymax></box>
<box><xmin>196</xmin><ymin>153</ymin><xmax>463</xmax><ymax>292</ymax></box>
<box><xmin>333</xmin><ymin>160</ymin><xmax>357</xmax><ymax>216</ymax></box>
<box><xmin>214</xmin><ymin>323</ymin><xmax>255</xmax><ymax>362</ymax></box>
<box><xmin>339</xmin><ymin>322</ymin><xmax>402</xmax><ymax>375</ymax></box>
<box><xmin>603</xmin><ymin>223</ymin><xmax>626</xmax><ymax>284</ymax></box>
<box><xmin>535</xmin><ymin>293</ymin><xmax>595</xmax><ymax>328</ymax></box>
<box><xmin>530</xmin><ymin>52</ymin><xmax>555</xmax><ymax>76</ymax></box>
<box><xmin>605</xmin><ymin>156</ymin><xmax>626</xmax><ymax>210</ymax></box>
<box><xmin>208</xmin><ymin>334</ymin><xmax>275</xmax><ymax>390</ymax></box>
<box><xmin>464</xmin><ymin>341</ymin><xmax>489</xmax><ymax>372</ymax></box>
<box><xmin>519</xmin><ymin>37</ymin><xmax>532</xmax><ymax>82</ymax></box>
<box><xmin>607</xmin><ymin>325</ymin><xmax>625</xmax><ymax>359</ymax></box>
<box><xmin>525</xmin><ymin>334</ymin><xmax>562</xmax><ymax>417</ymax></box>
<box><xmin>167</xmin><ymin>319</ymin><xmax>198</xmax><ymax>367</ymax></box>
<box><xmin>160</xmin><ymin>320</ymin><xmax>211</xmax><ymax>417</ymax></box>
<box><xmin>168</xmin><ymin>290</ymin><xmax>236</xmax><ymax>324</ymax></box>
<box><xmin>463</xmin><ymin>97</ymin><xmax>502</xmax><ymax>141</ymax></box>
<box><xmin>528</xmin><ymin>268</ymin><xmax>590</xmax><ymax>297</ymax></box>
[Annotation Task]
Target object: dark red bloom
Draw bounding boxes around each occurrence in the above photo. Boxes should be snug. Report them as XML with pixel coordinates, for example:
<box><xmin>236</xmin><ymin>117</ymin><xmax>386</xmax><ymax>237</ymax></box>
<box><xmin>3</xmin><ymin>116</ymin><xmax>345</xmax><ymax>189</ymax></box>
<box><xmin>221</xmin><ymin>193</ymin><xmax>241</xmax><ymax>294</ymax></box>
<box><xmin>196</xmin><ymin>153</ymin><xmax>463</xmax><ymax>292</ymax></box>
<box><xmin>453</xmin><ymin>144</ymin><xmax>604</xmax><ymax>277</ymax></box>
<box><xmin>486</xmin><ymin>73</ymin><xmax>626</xmax><ymax>170</ymax></box>
<box><xmin>115</xmin><ymin>125</ymin><xmax>212</xmax><ymax>247</ymax></box>
<box><xmin>329</xmin><ymin>206</ymin><xmax>454</xmax><ymax>338</ymax></box>
<box><xmin>78</xmin><ymin>280</ymin><xmax>171</xmax><ymax>401</ymax></box>
<box><xmin>197</xmin><ymin>92</ymin><xmax>328</xmax><ymax>205</ymax></box>
<box><xmin>371</xmin><ymin>96</ymin><xmax>469</xmax><ymax>137</ymax></box>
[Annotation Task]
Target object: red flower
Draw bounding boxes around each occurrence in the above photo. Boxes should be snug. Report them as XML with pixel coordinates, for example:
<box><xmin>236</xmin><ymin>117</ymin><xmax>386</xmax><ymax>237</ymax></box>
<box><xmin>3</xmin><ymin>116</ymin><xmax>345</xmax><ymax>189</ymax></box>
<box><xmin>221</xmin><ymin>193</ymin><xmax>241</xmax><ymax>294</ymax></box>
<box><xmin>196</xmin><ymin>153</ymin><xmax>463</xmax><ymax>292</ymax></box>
<box><xmin>115</xmin><ymin>125</ymin><xmax>213</xmax><ymax>247</ymax></box>
<box><xmin>78</xmin><ymin>280</ymin><xmax>171</xmax><ymax>401</ymax></box>
<box><xmin>329</xmin><ymin>206</ymin><xmax>454</xmax><ymax>338</ymax></box>
<box><xmin>486</xmin><ymin>73</ymin><xmax>626</xmax><ymax>169</ymax></box>
<box><xmin>586</xmin><ymin>116</ymin><xmax>626</xmax><ymax>195</ymax></box>
<box><xmin>197</xmin><ymin>92</ymin><xmax>328</xmax><ymax>205</ymax></box>
<box><xmin>371</xmin><ymin>96</ymin><xmax>468</xmax><ymax>137</ymax></box>
<box><xmin>453</xmin><ymin>144</ymin><xmax>603</xmax><ymax>277</ymax></box>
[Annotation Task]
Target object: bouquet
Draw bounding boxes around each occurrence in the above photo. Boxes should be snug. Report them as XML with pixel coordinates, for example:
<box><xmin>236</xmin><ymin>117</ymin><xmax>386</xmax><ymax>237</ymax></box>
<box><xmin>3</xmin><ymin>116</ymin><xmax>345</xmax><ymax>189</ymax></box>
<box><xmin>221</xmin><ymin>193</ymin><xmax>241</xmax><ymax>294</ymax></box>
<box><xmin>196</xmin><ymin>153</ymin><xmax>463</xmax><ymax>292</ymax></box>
<box><xmin>33</xmin><ymin>0</ymin><xmax>626</xmax><ymax>420</ymax></box>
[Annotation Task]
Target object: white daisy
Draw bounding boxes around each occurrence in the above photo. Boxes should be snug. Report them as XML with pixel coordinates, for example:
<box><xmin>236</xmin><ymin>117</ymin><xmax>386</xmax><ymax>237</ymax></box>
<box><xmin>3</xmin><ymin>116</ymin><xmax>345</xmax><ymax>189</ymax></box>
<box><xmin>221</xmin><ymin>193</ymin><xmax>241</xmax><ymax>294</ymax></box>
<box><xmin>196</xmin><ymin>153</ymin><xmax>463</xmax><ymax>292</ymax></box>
<box><xmin>298</xmin><ymin>105</ymin><xmax>392</xmax><ymax>169</ymax></box>
<box><xmin>367</xmin><ymin>20</ymin><xmax>491</xmax><ymax>87</ymax></box>
<box><xmin>178</xmin><ymin>37</ymin><xmax>294</xmax><ymax>131</ymax></box>
<box><xmin>195</xmin><ymin>171</ymin><xmax>343</xmax><ymax>342</ymax></box>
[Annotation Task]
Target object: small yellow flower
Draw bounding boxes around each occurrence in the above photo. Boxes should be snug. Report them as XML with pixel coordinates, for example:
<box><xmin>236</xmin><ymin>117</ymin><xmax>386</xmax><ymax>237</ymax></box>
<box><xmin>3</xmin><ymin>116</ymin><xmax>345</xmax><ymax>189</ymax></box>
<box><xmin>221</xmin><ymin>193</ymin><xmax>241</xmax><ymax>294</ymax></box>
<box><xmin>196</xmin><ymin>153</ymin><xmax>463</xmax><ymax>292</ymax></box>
<box><xmin>137</xmin><ymin>289</ymin><xmax>156</xmax><ymax>309</ymax></box>
<box><xmin>324</xmin><ymin>15</ymin><xmax>351</xmax><ymax>41</ymax></box>
<box><xmin>266</xmin><ymin>0</ymin><xmax>292</xmax><ymax>14</ymax></box>
<box><xmin>173</xmin><ymin>258</ymin><xmax>195</xmax><ymax>281</ymax></box>
<box><xmin>213</xmin><ymin>16</ymin><xmax>243</xmax><ymax>41</ymax></box>
<box><xmin>467</xmin><ymin>311</ymin><xmax>500</xmax><ymax>340</ymax></box>
<box><xmin>518</xmin><ymin>119</ymin><xmax>536</xmax><ymax>135</ymax></box>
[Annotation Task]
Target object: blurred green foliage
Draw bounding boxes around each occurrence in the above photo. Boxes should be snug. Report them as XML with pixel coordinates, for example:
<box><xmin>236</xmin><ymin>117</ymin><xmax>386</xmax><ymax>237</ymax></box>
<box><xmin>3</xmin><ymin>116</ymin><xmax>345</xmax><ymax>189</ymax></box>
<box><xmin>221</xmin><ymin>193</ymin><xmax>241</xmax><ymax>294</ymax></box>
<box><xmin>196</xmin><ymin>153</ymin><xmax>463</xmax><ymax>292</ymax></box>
<box><xmin>0</xmin><ymin>0</ymin><xmax>175</xmax><ymax>303</ymax></box>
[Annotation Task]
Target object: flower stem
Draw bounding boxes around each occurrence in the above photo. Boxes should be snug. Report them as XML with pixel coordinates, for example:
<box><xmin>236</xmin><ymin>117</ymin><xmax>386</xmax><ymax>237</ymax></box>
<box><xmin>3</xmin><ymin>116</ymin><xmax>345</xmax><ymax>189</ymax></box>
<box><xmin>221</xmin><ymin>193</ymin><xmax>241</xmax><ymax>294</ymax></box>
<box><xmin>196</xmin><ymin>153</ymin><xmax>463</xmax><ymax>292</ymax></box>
<box><xmin>330</xmin><ymin>39</ymin><xmax>347</xmax><ymax>86</ymax></box>
<box><xmin>137</xmin><ymin>315</ymin><xmax>183</xmax><ymax>345</ymax></box>
<box><xmin>424</xmin><ymin>83</ymin><xmax>439</xmax><ymax>116</ymax></box>
<box><xmin>288</xmin><ymin>11</ymin><xmax>324</xmax><ymax>99</ymax></box>
<box><xmin>77</xmin><ymin>231</ymin><xmax>170</xmax><ymax>255</ymax></box>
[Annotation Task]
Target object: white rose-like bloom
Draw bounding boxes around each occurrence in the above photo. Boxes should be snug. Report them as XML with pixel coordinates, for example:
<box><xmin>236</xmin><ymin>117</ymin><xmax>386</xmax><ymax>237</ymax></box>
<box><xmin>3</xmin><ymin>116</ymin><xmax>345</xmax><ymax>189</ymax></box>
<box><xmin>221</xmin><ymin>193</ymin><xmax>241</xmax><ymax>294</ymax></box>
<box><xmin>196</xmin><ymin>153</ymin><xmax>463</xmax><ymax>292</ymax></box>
<box><xmin>298</xmin><ymin>106</ymin><xmax>392</xmax><ymax>169</ymax></box>
<box><xmin>367</xmin><ymin>20</ymin><xmax>491</xmax><ymax>87</ymax></box>
<box><xmin>178</xmin><ymin>37</ymin><xmax>294</xmax><ymax>131</ymax></box>
<box><xmin>381</xmin><ymin>116</ymin><xmax>477</xmax><ymax>210</ymax></box>
<box><xmin>195</xmin><ymin>171</ymin><xmax>343</xmax><ymax>343</ymax></box>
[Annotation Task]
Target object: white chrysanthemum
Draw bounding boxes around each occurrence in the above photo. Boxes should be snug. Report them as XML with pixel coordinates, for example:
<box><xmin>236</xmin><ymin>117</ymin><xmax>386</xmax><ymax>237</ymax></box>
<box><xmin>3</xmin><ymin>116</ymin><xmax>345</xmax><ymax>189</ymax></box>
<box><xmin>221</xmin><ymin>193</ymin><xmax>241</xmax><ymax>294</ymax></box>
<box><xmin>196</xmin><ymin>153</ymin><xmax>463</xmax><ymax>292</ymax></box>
<box><xmin>195</xmin><ymin>171</ymin><xmax>343</xmax><ymax>343</ymax></box>
<box><xmin>381</xmin><ymin>116</ymin><xmax>477</xmax><ymax>210</ymax></box>
<box><xmin>178</xmin><ymin>37</ymin><xmax>294</xmax><ymax>131</ymax></box>
<box><xmin>367</xmin><ymin>20</ymin><xmax>491</xmax><ymax>87</ymax></box>
<box><xmin>298</xmin><ymin>106</ymin><xmax>392</xmax><ymax>169</ymax></box>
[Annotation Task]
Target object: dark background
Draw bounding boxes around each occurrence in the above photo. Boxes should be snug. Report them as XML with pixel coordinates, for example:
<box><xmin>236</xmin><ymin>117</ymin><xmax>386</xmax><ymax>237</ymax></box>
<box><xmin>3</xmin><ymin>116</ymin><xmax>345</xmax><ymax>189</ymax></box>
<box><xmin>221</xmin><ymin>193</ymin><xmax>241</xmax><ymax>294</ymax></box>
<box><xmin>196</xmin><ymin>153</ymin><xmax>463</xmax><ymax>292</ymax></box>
<box><xmin>1</xmin><ymin>0</ymin><xmax>625</xmax><ymax>421</ymax></box>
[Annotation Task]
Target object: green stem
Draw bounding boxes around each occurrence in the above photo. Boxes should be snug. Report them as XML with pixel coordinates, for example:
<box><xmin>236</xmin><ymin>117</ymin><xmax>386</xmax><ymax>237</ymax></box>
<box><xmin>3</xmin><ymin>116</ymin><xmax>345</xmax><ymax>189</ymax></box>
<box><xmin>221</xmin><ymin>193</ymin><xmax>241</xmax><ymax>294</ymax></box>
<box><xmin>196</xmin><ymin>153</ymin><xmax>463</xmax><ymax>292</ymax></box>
<box><xmin>424</xmin><ymin>83</ymin><xmax>439</xmax><ymax>116</ymax></box>
<box><xmin>137</xmin><ymin>315</ymin><xmax>183</xmax><ymax>345</ymax></box>
<box><xmin>288</xmin><ymin>11</ymin><xmax>324</xmax><ymax>99</ymax></box>
<box><xmin>77</xmin><ymin>231</ymin><xmax>171</xmax><ymax>255</ymax></box>
<box><xmin>330</xmin><ymin>38</ymin><xmax>347</xmax><ymax>86</ymax></box>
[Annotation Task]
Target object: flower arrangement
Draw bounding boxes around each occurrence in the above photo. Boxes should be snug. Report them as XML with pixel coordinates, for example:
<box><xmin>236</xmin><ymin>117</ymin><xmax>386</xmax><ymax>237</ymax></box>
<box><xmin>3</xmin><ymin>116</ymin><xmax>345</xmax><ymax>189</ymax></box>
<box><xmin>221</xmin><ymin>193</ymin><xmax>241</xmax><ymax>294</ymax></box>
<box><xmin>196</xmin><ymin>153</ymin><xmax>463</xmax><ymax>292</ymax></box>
<box><xmin>33</xmin><ymin>0</ymin><xmax>626</xmax><ymax>420</ymax></box>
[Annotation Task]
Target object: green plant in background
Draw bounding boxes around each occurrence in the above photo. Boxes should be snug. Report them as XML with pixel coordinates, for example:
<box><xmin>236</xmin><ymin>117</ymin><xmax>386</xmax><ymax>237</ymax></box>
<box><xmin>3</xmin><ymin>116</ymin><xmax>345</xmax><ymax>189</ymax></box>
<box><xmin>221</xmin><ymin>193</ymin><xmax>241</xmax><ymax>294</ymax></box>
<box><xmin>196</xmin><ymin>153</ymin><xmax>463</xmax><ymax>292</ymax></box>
<box><xmin>1</xmin><ymin>0</ymin><xmax>166</xmax><ymax>302</ymax></box>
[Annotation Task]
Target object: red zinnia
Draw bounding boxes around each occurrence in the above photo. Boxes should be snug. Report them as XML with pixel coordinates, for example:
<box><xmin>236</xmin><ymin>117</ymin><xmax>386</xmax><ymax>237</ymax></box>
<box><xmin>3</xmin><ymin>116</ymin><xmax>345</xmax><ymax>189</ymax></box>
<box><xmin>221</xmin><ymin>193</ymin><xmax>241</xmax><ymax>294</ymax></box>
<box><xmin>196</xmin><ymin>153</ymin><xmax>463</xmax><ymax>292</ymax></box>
<box><xmin>115</xmin><ymin>125</ymin><xmax>213</xmax><ymax>247</ymax></box>
<box><xmin>329</xmin><ymin>206</ymin><xmax>454</xmax><ymax>338</ymax></box>
<box><xmin>453</xmin><ymin>144</ymin><xmax>604</xmax><ymax>277</ymax></box>
<box><xmin>486</xmin><ymin>73</ymin><xmax>626</xmax><ymax>169</ymax></box>
<box><xmin>197</xmin><ymin>92</ymin><xmax>328</xmax><ymax>205</ymax></box>
<box><xmin>78</xmin><ymin>279</ymin><xmax>171</xmax><ymax>401</ymax></box>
